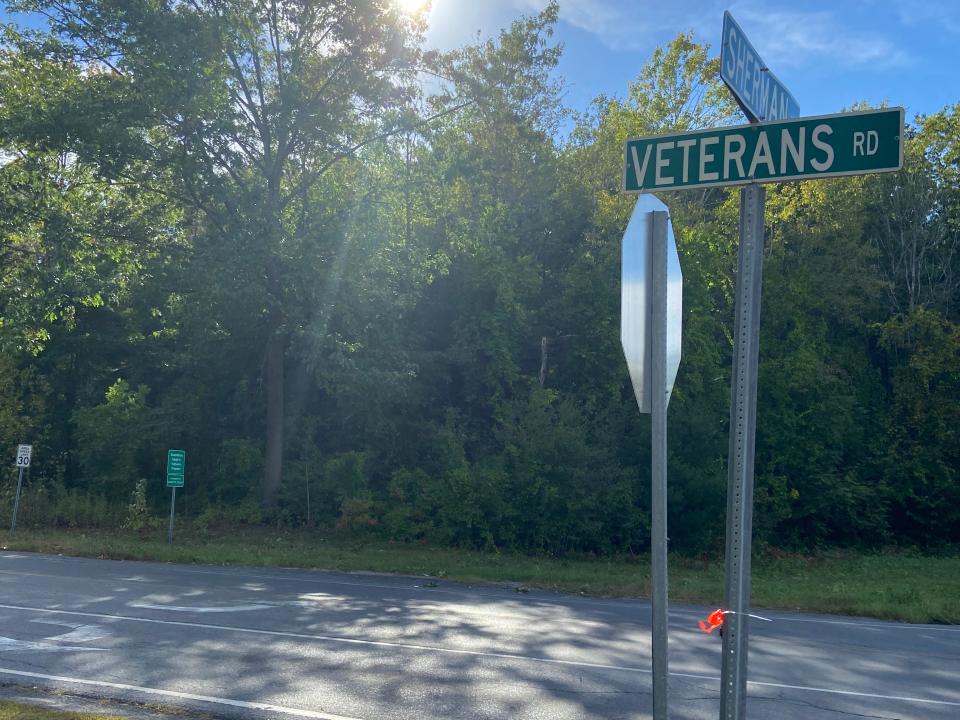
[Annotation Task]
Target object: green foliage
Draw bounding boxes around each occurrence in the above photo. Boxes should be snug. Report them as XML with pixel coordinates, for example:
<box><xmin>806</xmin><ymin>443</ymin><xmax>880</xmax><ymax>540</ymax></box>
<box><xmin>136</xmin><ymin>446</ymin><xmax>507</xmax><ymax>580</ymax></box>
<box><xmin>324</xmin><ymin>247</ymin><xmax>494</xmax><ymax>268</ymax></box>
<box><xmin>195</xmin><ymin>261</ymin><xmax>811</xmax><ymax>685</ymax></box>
<box><xmin>194</xmin><ymin>502</ymin><xmax>262</xmax><ymax>531</ymax></box>
<box><xmin>211</xmin><ymin>439</ymin><xmax>263</xmax><ymax>506</ymax></box>
<box><xmin>879</xmin><ymin>308</ymin><xmax>960</xmax><ymax>547</ymax></box>
<box><xmin>0</xmin><ymin>8</ymin><xmax>957</xmax><ymax>557</ymax></box>
<box><xmin>122</xmin><ymin>479</ymin><xmax>151</xmax><ymax>532</ymax></box>
<box><xmin>72</xmin><ymin>380</ymin><xmax>157</xmax><ymax>499</ymax></box>
<box><xmin>2</xmin><ymin>480</ymin><xmax>114</xmax><ymax>529</ymax></box>
<box><xmin>0</xmin><ymin>354</ymin><xmax>51</xmax><ymax>456</ymax></box>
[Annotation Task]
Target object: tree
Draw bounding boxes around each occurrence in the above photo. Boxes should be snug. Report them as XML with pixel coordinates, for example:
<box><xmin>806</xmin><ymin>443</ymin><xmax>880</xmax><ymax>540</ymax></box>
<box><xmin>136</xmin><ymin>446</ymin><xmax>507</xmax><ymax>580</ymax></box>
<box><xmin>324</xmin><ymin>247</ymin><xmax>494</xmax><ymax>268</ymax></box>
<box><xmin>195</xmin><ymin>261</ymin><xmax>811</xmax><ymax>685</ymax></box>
<box><xmin>5</xmin><ymin>0</ymin><xmax>424</xmax><ymax>507</ymax></box>
<box><xmin>864</xmin><ymin>109</ymin><xmax>960</xmax><ymax>318</ymax></box>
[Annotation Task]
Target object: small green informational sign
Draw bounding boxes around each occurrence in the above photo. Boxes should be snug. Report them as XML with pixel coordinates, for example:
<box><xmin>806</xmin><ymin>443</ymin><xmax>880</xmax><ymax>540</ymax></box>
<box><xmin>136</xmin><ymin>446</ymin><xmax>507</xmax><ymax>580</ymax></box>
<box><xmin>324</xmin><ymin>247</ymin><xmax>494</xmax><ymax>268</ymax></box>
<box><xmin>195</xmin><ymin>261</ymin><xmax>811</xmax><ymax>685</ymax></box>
<box><xmin>166</xmin><ymin>449</ymin><xmax>185</xmax><ymax>488</ymax></box>
<box><xmin>624</xmin><ymin>108</ymin><xmax>903</xmax><ymax>193</ymax></box>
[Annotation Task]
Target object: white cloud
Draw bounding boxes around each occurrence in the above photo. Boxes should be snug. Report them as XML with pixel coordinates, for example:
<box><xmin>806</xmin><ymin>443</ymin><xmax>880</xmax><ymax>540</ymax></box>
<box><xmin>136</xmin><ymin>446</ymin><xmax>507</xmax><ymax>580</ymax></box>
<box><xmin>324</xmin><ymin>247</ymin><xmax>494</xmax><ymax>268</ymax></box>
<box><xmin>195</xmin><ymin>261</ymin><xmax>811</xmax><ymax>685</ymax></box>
<box><xmin>515</xmin><ymin>0</ymin><xmax>723</xmax><ymax>51</ymax></box>
<box><xmin>423</xmin><ymin>0</ymin><xmax>912</xmax><ymax>73</ymax></box>
<box><xmin>728</xmin><ymin>2</ymin><xmax>912</xmax><ymax>70</ymax></box>
<box><xmin>895</xmin><ymin>0</ymin><xmax>960</xmax><ymax>36</ymax></box>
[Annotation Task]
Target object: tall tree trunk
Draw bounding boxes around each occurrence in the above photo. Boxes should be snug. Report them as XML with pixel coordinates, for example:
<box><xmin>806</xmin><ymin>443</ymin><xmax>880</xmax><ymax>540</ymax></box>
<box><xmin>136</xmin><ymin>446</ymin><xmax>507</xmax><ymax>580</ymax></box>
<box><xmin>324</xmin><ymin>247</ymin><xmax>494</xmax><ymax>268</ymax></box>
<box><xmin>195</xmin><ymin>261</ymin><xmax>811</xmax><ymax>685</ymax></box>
<box><xmin>262</xmin><ymin>175</ymin><xmax>285</xmax><ymax>511</ymax></box>
<box><xmin>263</xmin><ymin>310</ymin><xmax>284</xmax><ymax>510</ymax></box>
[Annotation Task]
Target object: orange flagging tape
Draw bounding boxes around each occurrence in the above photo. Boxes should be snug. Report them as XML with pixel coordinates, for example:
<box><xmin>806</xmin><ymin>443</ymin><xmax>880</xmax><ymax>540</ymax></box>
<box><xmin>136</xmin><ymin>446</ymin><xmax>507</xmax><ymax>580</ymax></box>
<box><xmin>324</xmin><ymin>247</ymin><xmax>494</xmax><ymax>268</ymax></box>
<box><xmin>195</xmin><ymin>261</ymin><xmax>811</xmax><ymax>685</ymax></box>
<box><xmin>697</xmin><ymin>608</ymin><xmax>773</xmax><ymax>633</ymax></box>
<box><xmin>698</xmin><ymin>608</ymin><xmax>725</xmax><ymax>634</ymax></box>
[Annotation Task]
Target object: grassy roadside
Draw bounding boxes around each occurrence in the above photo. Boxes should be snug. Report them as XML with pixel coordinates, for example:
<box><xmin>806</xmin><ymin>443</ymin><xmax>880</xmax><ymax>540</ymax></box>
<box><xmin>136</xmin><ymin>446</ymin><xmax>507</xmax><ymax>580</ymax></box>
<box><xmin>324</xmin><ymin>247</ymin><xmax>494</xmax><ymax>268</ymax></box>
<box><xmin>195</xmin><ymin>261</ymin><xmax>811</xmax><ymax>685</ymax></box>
<box><xmin>0</xmin><ymin>527</ymin><xmax>956</xmax><ymax>624</ymax></box>
<box><xmin>0</xmin><ymin>699</ymin><xmax>124</xmax><ymax>720</ymax></box>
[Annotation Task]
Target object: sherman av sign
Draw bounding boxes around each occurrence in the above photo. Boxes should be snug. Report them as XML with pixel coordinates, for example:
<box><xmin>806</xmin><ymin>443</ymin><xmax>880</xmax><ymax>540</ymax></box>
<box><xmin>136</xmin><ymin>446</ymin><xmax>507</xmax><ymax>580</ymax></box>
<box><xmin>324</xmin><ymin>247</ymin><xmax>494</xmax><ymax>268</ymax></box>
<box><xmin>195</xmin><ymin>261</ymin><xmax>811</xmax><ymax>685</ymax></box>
<box><xmin>720</xmin><ymin>11</ymin><xmax>799</xmax><ymax>122</ymax></box>
<box><xmin>624</xmin><ymin>108</ymin><xmax>903</xmax><ymax>193</ymax></box>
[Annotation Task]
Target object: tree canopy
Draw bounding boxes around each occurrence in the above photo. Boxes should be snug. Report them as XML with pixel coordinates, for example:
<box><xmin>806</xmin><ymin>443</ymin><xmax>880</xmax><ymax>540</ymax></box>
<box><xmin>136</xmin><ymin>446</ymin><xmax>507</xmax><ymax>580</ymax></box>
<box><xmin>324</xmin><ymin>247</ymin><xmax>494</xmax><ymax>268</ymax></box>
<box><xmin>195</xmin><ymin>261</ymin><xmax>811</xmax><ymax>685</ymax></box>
<box><xmin>1</xmin><ymin>2</ymin><xmax>958</xmax><ymax>552</ymax></box>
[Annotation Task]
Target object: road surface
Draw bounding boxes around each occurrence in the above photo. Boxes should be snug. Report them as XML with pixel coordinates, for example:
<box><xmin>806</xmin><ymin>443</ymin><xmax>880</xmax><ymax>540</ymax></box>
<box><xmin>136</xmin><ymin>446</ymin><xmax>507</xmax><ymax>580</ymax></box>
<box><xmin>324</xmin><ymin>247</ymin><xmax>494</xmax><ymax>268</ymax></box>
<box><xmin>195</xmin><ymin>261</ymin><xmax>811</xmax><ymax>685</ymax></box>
<box><xmin>0</xmin><ymin>551</ymin><xmax>956</xmax><ymax>719</ymax></box>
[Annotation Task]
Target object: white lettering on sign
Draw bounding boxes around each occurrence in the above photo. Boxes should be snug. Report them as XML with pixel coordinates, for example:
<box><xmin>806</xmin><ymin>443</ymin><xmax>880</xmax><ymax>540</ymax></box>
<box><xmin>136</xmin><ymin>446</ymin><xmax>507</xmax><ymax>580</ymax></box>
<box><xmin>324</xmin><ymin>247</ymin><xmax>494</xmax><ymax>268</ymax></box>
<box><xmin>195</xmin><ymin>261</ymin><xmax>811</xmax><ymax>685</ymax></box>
<box><xmin>724</xmin><ymin>134</ymin><xmax>747</xmax><ymax>179</ymax></box>
<box><xmin>626</xmin><ymin>109</ymin><xmax>904</xmax><ymax>193</ymax></box>
<box><xmin>14</xmin><ymin>445</ymin><xmax>31</xmax><ymax>468</ymax></box>
<box><xmin>811</xmin><ymin>124</ymin><xmax>835</xmax><ymax>171</ymax></box>
<box><xmin>853</xmin><ymin>130</ymin><xmax>880</xmax><ymax>156</ymax></box>
<box><xmin>721</xmin><ymin>12</ymin><xmax>798</xmax><ymax>122</ymax></box>
<box><xmin>676</xmin><ymin>138</ymin><xmax>696</xmax><ymax>183</ymax></box>
<box><xmin>631</xmin><ymin>144</ymin><xmax>653</xmax><ymax>186</ymax></box>
<box><xmin>655</xmin><ymin>142</ymin><xmax>675</xmax><ymax>186</ymax></box>
<box><xmin>748</xmin><ymin>131</ymin><xmax>776</xmax><ymax>177</ymax></box>
<box><xmin>700</xmin><ymin>137</ymin><xmax>720</xmax><ymax>181</ymax></box>
<box><xmin>781</xmin><ymin>128</ymin><xmax>805</xmax><ymax>173</ymax></box>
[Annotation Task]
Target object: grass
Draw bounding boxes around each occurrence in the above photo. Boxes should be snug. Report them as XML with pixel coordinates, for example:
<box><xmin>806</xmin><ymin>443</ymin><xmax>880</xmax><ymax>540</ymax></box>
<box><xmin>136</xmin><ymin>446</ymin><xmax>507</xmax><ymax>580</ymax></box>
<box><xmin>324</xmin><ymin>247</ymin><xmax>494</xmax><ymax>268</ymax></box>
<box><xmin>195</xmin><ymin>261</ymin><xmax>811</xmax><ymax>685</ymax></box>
<box><xmin>0</xmin><ymin>526</ymin><xmax>957</xmax><ymax>624</ymax></box>
<box><xmin>0</xmin><ymin>700</ymin><xmax>125</xmax><ymax>720</ymax></box>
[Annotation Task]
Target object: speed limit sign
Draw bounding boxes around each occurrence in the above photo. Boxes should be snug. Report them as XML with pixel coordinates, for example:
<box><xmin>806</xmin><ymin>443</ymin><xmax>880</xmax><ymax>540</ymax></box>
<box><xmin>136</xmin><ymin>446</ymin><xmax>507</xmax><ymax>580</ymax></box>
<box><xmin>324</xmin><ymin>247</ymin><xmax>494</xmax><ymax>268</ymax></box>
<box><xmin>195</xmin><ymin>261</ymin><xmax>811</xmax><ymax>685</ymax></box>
<box><xmin>15</xmin><ymin>444</ymin><xmax>31</xmax><ymax>468</ymax></box>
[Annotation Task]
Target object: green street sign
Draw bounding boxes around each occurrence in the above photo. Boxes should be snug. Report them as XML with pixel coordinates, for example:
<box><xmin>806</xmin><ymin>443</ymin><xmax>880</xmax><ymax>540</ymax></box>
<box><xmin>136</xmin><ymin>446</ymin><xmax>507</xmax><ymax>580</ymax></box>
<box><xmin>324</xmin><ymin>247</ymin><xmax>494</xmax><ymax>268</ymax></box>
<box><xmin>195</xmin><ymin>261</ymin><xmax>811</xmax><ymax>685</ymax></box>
<box><xmin>166</xmin><ymin>449</ymin><xmax>185</xmax><ymax>488</ymax></box>
<box><xmin>624</xmin><ymin>108</ymin><xmax>903</xmax><ymax>193</ymax></box>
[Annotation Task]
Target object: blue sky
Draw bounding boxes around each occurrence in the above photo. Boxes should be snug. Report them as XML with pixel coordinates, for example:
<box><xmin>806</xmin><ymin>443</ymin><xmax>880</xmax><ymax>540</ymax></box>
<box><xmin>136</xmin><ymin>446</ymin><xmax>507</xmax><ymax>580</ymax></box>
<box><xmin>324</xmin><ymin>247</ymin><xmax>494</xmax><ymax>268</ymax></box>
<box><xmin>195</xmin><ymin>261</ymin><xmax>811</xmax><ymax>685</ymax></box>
<box><xmin>425</xmin><ymin>0</ymin><xmax>959</xmax><ymax>124</ymax></box>
<box><xmin>4</xmin><ymin>1</ymin><xmax>957</xmax><ymax>125</ymax></box>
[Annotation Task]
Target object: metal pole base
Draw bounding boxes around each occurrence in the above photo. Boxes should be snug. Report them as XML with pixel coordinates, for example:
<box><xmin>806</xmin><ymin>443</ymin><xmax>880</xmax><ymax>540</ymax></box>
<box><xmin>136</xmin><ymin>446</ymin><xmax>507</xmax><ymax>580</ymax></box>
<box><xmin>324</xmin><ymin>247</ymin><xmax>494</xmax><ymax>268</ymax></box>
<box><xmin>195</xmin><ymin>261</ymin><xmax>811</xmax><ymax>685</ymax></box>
<box><xmin>720</xmin><ymin>183</ymin><xmax>766</xmax><ymax>720</ymax></box>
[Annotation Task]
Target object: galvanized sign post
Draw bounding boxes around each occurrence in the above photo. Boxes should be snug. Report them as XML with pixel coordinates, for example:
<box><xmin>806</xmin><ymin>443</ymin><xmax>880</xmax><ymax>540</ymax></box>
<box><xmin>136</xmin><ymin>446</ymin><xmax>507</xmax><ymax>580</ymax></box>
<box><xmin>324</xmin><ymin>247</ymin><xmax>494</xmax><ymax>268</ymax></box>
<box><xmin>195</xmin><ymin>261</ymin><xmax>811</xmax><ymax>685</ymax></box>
<box><xmin>10</xmin><ymin>444</ymin><xmax>32</xmax><ymax>531</ymax></box>
<box><xmin>717</xmin><ymin>15</ymin><xmax>794</xmax><ymax>719</ymax></box>
<box><xmin>621</xmin><ymin>194</ymin><xmax>683</xmax><ymax>720</ymax></box>
<box><xmin>719</xmin><ymin>182</ymin><xmax>765</xmax><ymax>720</ymax></box>
<box><xmin>623</xmin><ymin>13</ymin><xmax>903</xmax><ymax>719</ymax></box>
<box><xmin>166</xmin><ymin>449</ymin><xmax>185</xmax><ymax>544</ymax></box>
<box><xmin>648</xmin><ymin>209</ymin><xmax>669</xmax><ymax>720</ymax></box>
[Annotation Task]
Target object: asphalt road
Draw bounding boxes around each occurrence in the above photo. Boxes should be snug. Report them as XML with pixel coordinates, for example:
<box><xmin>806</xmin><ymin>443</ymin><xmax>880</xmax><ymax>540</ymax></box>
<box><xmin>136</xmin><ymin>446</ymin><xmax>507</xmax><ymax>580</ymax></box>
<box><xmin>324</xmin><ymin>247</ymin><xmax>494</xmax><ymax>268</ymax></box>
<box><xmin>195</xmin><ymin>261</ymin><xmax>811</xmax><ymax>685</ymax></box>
<box><xmin>0</xmin><ymin>552</ymin><xmax>956</xmax><ymax>720</ymax></box>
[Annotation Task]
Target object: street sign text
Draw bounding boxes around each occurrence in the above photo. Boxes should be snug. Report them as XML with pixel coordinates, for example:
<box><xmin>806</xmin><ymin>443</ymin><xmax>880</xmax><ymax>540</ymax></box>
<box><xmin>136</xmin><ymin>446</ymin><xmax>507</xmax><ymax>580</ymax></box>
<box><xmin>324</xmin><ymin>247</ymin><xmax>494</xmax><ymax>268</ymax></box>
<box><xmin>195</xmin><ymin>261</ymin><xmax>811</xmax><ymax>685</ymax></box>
<box><xmin>720</xmin><ymin>11</ymin><xmax>799</xmax><ymax>122</ymax></box>
<box><xmin>624</xmin><ymin>108</ymin><xmax>903</xmax><ymax>193</ymax></box>
<box><xmin>14</xmin><ymin>445</ymin><xmax>32</xmax><ymax>468</ymax></box>
<box><xmin>166</xmin><ymin>449</ymin><xmax>185</xmax><ymax>488</ymax></box>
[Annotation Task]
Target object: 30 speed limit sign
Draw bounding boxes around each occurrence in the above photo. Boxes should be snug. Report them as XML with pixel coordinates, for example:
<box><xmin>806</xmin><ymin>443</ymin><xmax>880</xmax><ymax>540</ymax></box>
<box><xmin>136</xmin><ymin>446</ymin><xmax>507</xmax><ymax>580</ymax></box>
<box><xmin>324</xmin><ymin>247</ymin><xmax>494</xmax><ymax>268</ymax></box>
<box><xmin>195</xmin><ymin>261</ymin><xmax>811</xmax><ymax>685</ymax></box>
<box><xmin>15</xmin><ymin>444</ymin><xmax>32</xmax><ymax>468</ymax></box>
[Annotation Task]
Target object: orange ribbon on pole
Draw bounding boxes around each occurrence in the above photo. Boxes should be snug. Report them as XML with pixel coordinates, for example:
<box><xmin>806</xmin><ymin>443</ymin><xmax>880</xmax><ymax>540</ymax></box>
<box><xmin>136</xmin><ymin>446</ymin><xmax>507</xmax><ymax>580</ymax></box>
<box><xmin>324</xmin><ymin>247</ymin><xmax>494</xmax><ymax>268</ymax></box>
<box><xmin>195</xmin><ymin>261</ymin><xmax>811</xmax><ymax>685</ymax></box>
<box><xmin>698</xmin><ymin>608</ymin><xmax>726</xmax><ymax>634</ymax></box>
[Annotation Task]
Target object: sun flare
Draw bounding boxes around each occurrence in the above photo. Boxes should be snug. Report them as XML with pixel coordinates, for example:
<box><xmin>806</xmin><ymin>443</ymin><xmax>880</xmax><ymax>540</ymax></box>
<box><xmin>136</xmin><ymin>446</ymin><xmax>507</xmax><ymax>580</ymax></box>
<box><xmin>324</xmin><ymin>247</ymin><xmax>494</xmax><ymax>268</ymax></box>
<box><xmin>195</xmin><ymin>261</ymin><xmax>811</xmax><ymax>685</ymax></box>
<box><xmin>395</xmin><ymin>0</ymin><xmax>431</xmax><ymax>16</ymax></box>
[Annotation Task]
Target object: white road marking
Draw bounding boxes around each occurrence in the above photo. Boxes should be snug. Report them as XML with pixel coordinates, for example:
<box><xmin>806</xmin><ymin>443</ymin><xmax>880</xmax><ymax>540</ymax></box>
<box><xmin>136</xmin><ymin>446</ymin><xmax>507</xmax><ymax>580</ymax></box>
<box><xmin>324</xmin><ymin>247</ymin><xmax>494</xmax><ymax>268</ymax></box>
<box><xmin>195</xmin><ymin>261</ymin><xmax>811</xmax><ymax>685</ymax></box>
<box><xmin>0</xmin><ymin>637</ymin><xmax>105</xmax><ymax>653</ymax></box>
<box><xmin>0</xmin><ymin>618</ymin><xmax>109</xmax><ymax>652</ymax></box>
<box><xmin>2</xmin><ymin>556</ymin><xmax>957</xmax><ymax>634</ymax></box>
<box><xmin>670</xmin><ymin>607</ymin><xmax>960</xmax><ymax>633</ymax></box>
<box><xmin>129</xmin><ymin>602</ymin><xmax>274</xmax><ymax>613</ymax></box>
<box><xmin>0</xmin><ymin>668</ymin><xmax>362</xmax><ymax>720</ymax></box>
<box><xmin>670</xmin><ymin>670</ymin><xmax>960</xmax><ymax>707</ymax></box>
<box><xmin>0</xmin><ymin>602</ymin><xmax>957</xmax><ymax>708</ymax></box>
<box><xmin>0</xmin><ymin>602</ymin><xmax>645</xmax><ymax>673</ymax></box>
<box><xmin>30</xmin><ymin>619</ymin><xmax>109</xmax><ymax>643</ymax></box>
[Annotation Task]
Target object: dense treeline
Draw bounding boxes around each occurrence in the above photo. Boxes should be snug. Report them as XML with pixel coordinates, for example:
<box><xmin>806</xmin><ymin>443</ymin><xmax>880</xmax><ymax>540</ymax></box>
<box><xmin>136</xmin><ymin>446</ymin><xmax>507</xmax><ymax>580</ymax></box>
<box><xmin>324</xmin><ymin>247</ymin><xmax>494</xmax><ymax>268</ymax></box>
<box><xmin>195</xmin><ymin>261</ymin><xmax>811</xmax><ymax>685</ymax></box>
<box><xmin>1</xmin><ymin>2</ymin><xmax>957</xmax><ymax>553</ymax></box>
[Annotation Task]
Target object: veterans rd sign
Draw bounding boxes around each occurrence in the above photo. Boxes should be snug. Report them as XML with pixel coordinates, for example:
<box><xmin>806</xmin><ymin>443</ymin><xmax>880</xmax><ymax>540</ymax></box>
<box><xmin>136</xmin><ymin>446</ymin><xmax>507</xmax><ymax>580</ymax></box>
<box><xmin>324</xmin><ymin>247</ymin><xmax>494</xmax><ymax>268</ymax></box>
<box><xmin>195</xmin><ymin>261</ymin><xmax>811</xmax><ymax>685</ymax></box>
<box><xmin>720</xmin><ymin>11</ymin><xmax>799</xmax><ymax>122</ymax></box>
<box><xmin>624</xmin><ymin>108</ymin><xmax>903</xmax><ymax>193</ymax></box>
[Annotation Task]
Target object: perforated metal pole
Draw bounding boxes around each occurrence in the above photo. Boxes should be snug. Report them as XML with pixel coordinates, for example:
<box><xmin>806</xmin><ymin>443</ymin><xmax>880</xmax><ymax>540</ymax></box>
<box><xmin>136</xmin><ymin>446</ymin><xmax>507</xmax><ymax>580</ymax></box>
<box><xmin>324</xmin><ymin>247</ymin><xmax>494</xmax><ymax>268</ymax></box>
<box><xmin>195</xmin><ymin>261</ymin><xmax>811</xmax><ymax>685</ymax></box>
<box><xmin>720</xmin><ymin>183</ymin><xmax>765</xmax><ymax>720</ymax></box>
<box><xmin>168</xmin><ymin>486</ymin><xmax>176</xmax><ymax>544</ymax></box>
<box><xmin>10</xmin><ymin>467</ymin><xmax>24</xmax><ymax>531</ymax></box>
<box><xmin>649</xmin><ymin>209</ymin><xmax>669</xmax><ymax>720</ymax></box>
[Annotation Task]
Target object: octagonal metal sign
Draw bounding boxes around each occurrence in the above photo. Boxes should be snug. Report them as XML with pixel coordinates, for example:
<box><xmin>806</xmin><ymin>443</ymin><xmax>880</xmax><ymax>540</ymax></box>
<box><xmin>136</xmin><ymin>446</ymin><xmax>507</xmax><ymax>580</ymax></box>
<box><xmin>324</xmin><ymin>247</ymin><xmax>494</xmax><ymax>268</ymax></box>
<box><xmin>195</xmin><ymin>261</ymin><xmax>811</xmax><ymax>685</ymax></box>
<box><xmin>621</xmin><ymin>194</ymin><xmax>683</xmax><ymax>413</ymax></box>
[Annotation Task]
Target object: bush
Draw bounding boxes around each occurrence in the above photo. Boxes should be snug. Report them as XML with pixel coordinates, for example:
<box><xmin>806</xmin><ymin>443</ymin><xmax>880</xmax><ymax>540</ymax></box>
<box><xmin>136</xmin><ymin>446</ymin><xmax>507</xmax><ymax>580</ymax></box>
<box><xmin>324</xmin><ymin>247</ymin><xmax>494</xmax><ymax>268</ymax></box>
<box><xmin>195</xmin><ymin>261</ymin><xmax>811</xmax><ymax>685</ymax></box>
<box><xmin>211</xmin><ymin>438</ymin><xmax>263</xmax><ymax>505</ymax></box>
<box><xmin>194</xmin><ymin>502</ymin><xmax>263</xmax><ymax>530</ymax></box>
<box><xmin>3</xmin><ymin>480</ymin><xmax>117</xmax><ymax>529</ymax></box>
<box><xmin>122</xmin><ymin>479</ymin><xmax>152</xmax><ymax>531</ymax></box>
<box><xmin>72</xmin><ymin>380</ymin><xmax>157</xmax><ymax>499</ymax></box>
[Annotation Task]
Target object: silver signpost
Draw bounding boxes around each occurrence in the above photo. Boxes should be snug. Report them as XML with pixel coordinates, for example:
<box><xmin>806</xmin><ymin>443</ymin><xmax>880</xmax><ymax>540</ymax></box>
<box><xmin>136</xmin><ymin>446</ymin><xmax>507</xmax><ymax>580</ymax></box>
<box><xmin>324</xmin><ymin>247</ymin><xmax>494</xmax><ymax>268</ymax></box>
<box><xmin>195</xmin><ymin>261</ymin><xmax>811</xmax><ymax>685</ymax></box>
<box><xmin>720</xmin><ymin>183</ymin><xmax>765</xmax><ymax>719</ymax></box>
<box><xmin>166</xmin><ymin>449</ymin><xmax>185</xmax><ymax>544</ymax></box>
<box><xmin>11</xmin><ymin>444</ymin><xmax>32</xmax><ymax>531</ymax></box>
<box><xmin>649</xmin><ymin>209</ymin><xmax>669</xmax><ymax>720</ymax></box>
<box><xmin>621</xmin><ymin>195</ymin><xmax>683</xmax><ymax>720</ymax></box>
<box><xmin>716</xmin><ymin>14</ymin><xmax>792</xmax><ymax>718</ymax></box>
<box><xmin>622</xmin><ymin>12</ymin><xmax>903</xmax><ymax>719</ymax></box>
